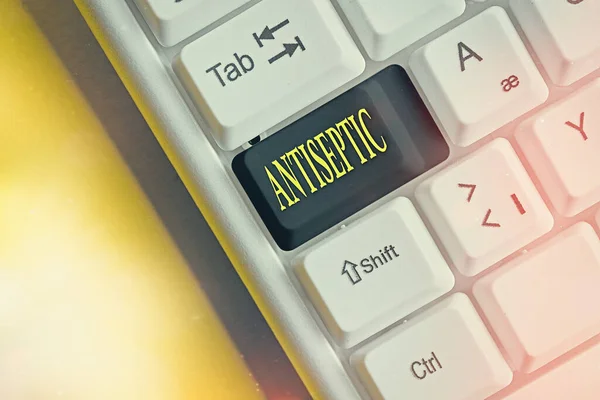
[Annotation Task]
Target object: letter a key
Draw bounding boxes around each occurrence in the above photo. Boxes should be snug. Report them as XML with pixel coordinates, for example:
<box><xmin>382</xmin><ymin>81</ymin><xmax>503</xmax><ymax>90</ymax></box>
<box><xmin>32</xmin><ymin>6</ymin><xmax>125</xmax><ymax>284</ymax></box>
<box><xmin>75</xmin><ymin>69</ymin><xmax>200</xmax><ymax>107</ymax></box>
<box><xmin>410</xmin><ymin>7</ymin><xmax>548</xmax><ymax>147</ymax></box>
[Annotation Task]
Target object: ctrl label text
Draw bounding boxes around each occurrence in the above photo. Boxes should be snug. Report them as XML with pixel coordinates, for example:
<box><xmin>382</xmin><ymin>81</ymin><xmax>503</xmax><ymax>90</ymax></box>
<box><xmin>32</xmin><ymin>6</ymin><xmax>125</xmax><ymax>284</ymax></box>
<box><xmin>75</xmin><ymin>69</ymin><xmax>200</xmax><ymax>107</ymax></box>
<box><xmin>411</xmin><ymin>351</ymin><xmax>443</xmax><ymax>380</ymax></box>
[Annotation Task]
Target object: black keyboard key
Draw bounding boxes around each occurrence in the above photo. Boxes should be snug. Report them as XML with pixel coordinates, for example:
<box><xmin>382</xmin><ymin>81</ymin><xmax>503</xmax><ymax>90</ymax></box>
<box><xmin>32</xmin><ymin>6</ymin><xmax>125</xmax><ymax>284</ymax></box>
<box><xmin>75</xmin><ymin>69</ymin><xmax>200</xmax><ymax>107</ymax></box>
<box><xmin>232</xmin><ymin>65</ymin><xmax>448</xmax><ymax>250</ymax></box>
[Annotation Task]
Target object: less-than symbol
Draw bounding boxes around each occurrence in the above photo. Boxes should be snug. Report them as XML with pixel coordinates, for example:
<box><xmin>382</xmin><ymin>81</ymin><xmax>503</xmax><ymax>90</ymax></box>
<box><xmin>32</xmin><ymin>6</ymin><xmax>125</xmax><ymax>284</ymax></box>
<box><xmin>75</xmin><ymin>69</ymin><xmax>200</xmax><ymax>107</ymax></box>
<box><xmin>342</xmin><ymin>260</ymin><xmax>361</xmax><ymax>285</ymax></box>
<box><xmin>253</xmin><ymin>19</ymin><xmax>290</xmax><ymax>48</ymax></box>
<box><xmin>268</xmin><ymin>36</ymin><xmax>306</xmax><ymax>64</ymax></box>
<box><xmin>482</xmin><ymin>209</ymin><xmax>501</xmax><ymax>228</ymax></box>
<box><xmin>458</xmin><ymin>183</ymin><xmax>476</xmax><ymax>202</ymax></box>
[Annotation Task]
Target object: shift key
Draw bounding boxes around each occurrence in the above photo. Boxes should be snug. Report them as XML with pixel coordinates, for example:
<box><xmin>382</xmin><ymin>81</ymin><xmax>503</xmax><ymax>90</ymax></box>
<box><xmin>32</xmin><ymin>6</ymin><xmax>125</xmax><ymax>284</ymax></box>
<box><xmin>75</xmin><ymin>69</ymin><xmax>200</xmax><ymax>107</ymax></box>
<box><xmin>232</xmin><ymin>66</ymin><xmax>449</xmax><ymax>250</ymax></box>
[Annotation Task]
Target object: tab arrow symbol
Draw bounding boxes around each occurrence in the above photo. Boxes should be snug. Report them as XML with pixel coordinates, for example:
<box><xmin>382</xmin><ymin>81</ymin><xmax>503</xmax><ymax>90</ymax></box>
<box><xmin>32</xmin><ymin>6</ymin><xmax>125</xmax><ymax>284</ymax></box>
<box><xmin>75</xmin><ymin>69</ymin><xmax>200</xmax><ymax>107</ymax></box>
<box><xmin>482</xmin><ymin>209</ymin><xmax>501</xmax><ymax>228</ymax></box>
<box><xmin>458</xmin><ymin>183</ymin><xmax>476</xmax><ymax>202</ymax></box>
<box><xmin>268</xmin><ymin>37</ymin><xmax>306</xmax><ymax>64</ymax></box>
<box><xmin>254</xmin><ymin>19</ymin><xmax>290</xmax><ymax>47</ymax></box>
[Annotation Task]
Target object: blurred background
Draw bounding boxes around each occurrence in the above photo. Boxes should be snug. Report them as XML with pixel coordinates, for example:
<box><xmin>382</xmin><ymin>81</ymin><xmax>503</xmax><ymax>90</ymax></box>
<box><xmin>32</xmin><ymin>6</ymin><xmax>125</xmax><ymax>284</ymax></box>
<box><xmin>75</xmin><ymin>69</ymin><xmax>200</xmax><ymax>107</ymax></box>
<box><xmin>0</xmin><ymin>0</ymin><xmax>309</xmax><ymax>398</ymax></box>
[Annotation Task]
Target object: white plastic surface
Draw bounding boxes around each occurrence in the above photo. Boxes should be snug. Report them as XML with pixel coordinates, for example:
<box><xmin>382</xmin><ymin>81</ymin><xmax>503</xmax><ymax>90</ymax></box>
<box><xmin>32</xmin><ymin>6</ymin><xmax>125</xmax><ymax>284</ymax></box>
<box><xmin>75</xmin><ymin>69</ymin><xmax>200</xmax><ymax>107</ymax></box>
<box><xmin>474</xmin><ymin>223</ymin><xmax>600</xmax><ymax>373</ymax></box>
<box><xmin>517</xmin><ymin>78</ymin><xmax>600</xmax><ymax>217</ymax></box>
<box><xmin>503</xmin><ymin>340</ymin><xmax>600</xmax><ymax>400</ymax></box>
<box><xmin>352</xmin><ymin>294</ymin><xmax>512</xmax><ymax>400</ymax></box>
<box><xmin>416</xmin><ymin>138</ymin><xmax>553</xmax><ymax>277</ymax></box>
<box><xmin>410</xmin><ymin>7</ymin><xmax>548</xmax><ymax>147</ymax></box>
<box><xmin>511</xmin><ymin>0</ymin><xmax>600</xmax><ymax>86</ymax></box>
<box><xmin>297</xmin><ymin>197</ymin><xmax>454</xmax><ymax>348</ymax></box>
<box><xmin>132</xmin><ymin>0</ymin><xmax>251</xmax><ymax>47</ymax></box>
<box><xmin>174</xmin><ymin>0</ymin><xmax>365</xmax><ymax>150</ymax></box>
<box><xmin>338</xmin><ymin>0</ymin><xmax>465</xmax><ymax>61</ymax></box>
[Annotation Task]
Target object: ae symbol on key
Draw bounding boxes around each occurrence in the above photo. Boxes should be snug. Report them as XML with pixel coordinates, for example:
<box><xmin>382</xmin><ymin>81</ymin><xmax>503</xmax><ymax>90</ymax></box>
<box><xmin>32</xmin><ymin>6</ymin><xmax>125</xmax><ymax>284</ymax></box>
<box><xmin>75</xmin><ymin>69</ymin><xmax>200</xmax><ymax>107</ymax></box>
<box><xmin>502</xmin><ymin>75</ymin><xmax>520</xmax><ymax>92</ymax></box>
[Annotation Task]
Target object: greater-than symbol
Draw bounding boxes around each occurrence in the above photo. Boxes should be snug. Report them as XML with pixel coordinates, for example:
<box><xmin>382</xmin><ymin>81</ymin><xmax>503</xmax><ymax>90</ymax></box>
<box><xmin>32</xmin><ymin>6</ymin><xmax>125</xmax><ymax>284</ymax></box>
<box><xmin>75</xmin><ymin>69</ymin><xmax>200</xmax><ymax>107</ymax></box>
<box><xmin>458</xmin><ymin>183</ymin><xmax>476</xmax><ymax>202</ymax></box>
<box><xmin>253</xmin><ymin>19</ymin><xmax>290</xmax><ymax>48</ymax></box>
<box><xmin>342</xmin><ymin>260</ymin><xmax>361</xmax><ymax>285</ymax></box>
<box><xmin>268</xmin><ymin>36</ymin><xmax>306</xmax><ymax>64</ymax></box>
<box><xmin>482</xmin><ymin>209</ymin><xmax>501</xmax><ymax>228</ymax></box>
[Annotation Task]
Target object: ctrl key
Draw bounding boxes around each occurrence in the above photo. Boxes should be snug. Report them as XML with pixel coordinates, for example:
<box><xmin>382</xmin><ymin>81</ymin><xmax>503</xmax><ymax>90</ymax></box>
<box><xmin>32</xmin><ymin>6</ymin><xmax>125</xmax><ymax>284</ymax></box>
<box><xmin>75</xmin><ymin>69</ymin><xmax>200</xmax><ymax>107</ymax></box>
<box><xmin>352</xmin><ymin>294</ymin><xmax>512</xmax><ymax>400</ymax></box>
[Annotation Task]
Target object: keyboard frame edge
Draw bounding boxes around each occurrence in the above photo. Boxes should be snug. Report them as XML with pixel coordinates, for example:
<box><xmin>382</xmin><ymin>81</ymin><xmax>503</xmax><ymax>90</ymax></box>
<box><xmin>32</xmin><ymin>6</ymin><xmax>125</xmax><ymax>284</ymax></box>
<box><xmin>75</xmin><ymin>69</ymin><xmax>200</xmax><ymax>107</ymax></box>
<box><xmin>73</xmin><ymin>1</ymin><xmax>362</xmax><ymax>399</ymax></box>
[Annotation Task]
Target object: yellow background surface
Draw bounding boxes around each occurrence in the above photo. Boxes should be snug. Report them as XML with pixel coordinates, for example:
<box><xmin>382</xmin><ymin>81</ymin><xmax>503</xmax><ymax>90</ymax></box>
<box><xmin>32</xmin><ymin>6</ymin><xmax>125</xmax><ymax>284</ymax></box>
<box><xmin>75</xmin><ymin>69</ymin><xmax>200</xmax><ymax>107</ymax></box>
<box><xmin>0</xmin><ymin>1</ymin><xmax>265</xmax><ymax>399</ymax></box>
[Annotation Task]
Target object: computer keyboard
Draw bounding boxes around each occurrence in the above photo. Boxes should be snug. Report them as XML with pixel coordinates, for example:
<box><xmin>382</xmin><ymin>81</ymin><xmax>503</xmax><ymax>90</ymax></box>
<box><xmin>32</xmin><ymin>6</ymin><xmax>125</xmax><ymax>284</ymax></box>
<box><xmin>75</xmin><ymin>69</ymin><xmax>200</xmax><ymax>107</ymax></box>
<box><xmin>76</xmin><ymin>0</ymin><xmax>600</xmax><ymax>398</ymax></box>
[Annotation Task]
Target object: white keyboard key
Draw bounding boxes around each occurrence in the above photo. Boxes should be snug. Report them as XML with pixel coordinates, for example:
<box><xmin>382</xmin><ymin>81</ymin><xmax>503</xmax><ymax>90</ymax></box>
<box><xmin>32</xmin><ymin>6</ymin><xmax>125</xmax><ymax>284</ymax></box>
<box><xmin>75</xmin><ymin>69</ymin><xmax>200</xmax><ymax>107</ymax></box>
<box><xmin>296</xmin><ymin>197</ymin><xmax>454</xmax><ymax>348</ymax></box>
<box><xmin>410</xmin><ymin>7</ymin><xmax>548</xmax><ymax>147</ymax></box>
<box><xmin>338</xmin><ymin>0</ymin><xmax>465</xmax><ymax>61</ymax></box>
<box><xmin>174</xmin><ymin>0</ymin><xmax>365</xmax><ymax>151</ymax></box>
<box><xmin>516</xmin><ymin>78</ymin><xmax>600</xmax><ymax>217</ymax></box>
<box><xmin>416</xmin><ymin>138</ymin><xmax>553</xmax><ymax>277</ymax></box>
<box><xmin>511</xmin><ymin>0</ymin><xmax>600</xmax><ymax>86</ymax></box>
<box><xmin>474</xmin><ymin>223</ymin><xmax>600</xmax><ymax>373</ymax></box>
<box><xmin>352</xmin><ymin>294</ymin><xmax>512</xmax><ymax>400</ymax></box>
<box><xmin>133</xmin><ymin>0</ymin><xmax>251</xmax><ymax>47</ymax></box>
<box><xmin>503</xmin><ymin>340</ymin><xmax>600</xmax><ymax>400</ymax></box>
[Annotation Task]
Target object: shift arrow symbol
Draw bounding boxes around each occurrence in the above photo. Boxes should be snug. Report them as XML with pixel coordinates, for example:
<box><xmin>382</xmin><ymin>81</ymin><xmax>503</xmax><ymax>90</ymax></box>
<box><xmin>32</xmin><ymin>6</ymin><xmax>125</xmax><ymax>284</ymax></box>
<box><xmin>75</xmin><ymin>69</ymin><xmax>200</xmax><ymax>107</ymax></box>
<box><xmin>342</xmin><ymin>260</ymin><xmax>361</xmax><ymax>285</ymax></box>
<box><xmin>482</xmin><ymin>209</ymin><xmax>501</xmax><ymax>228</ymax></box>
